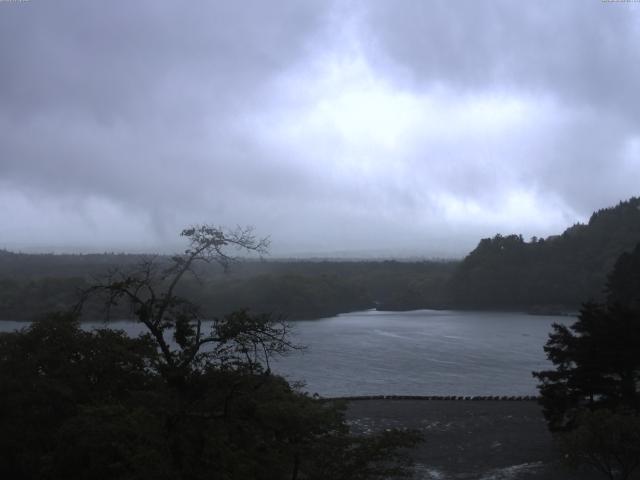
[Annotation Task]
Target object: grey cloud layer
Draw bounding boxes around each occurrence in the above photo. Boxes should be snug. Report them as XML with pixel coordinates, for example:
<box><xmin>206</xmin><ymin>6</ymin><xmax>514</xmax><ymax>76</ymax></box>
<box><xmin>0</xmin><ymin>0</ymin><xmax>638</xmax><ymax>255</ymax></box>
<box><xmin>0</xmin><ymin>1</ymin><xmax>328</xmax><ymax>195</ymax></box>
<box><xmin>359</xmin><ymin>0</ymin><xmax>640</xmax><ymax>213</ymax></box>
<box><xmin>363</xmin><ymin>0</ymin><xmax>640</xmax><ymax>116</ymax></box>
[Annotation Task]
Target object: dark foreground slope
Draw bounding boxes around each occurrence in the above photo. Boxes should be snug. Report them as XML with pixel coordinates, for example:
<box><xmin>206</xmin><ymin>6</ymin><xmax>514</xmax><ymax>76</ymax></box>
<box><xmin>449</xmin><ymin>197</ymin><xmax>640</xmax><ymax>312</ymax></box>
<box><xmin>347</xmin><ymin>399</ymin><xmax>600</xmax><ymax>480</ymax></box>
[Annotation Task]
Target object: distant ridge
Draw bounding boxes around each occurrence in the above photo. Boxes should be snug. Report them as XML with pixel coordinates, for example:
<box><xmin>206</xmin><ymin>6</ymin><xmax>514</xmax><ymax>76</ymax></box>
<box><xmin>449</xmin><ymin>197</ymin><xmax>640</xmax><ymax>312</ymax></box>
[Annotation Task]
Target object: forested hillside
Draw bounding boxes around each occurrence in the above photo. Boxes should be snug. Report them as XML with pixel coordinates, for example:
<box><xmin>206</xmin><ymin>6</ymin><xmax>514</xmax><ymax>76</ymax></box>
<box><xmin>2</xmin><ymin>197</ymin><xmax>639</xmax><ymax>320</ymax></box>
<box><xmin>0</xmin><ymin>252</ymin><xmax>456</xmax><ymax>321</ymax></box>
<box><xmin>449</xmin><ymin>197</ymin><xmax>640</xmax><ymax>312</ymax></box>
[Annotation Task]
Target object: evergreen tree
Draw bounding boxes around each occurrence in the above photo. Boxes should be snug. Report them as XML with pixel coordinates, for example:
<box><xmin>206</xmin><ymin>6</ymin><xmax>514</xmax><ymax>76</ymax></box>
<box><xmin>533</xmin><ymin>243</ymin><xmax>640</xmax><ymax>479</ymax></box>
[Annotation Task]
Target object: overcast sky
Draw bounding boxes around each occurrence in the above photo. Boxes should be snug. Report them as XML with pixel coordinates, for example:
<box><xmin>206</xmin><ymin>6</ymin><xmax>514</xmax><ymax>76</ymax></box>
<box><xmin>1</xmin><ymin>0</ymin><xmax>639</xmax><ymax>257</ymax></box>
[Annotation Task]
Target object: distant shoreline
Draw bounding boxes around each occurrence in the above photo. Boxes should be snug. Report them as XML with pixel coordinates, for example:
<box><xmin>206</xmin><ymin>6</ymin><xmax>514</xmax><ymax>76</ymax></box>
<box><xmin>375</xmin><ymin>304</ymin><xmax>579</xmax><ymax>317</ymax></box>
<box><xmin>0</xmin><ymin>306</ymin><xmax>578</xmax><ymax>323</ymax></box>
<box><xmin>328</xmin><ymin>395</ymin><xmax>540</xmax><ymax>401</ymax></box>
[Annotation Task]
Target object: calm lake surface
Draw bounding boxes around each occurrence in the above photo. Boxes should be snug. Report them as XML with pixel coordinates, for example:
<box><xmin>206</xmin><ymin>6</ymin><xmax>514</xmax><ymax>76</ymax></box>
<box><xmin>0</xmin><ymin>309</ymin><xmax>572</xmax><ymax>397</ymax></box>
<box><xmin>273</xmin><ymin>310</ymin><xmax>572</xmax><ymax>397</ymax></box>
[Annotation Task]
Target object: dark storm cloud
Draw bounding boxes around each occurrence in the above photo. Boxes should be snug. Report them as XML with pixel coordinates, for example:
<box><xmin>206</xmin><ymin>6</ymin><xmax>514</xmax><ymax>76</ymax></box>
<box><xmin>362</xmin><ymin>0</ymin><xmax>640</xmax><ymax>116</ymax></box>
<box><xmin>0</xmin><ymin>1</ymin><xmax>324</xmax><ymax>119</ymax></box>
<box><xmin>0</xmin><ymin>0</ymin><xmax>335</xmax><ymax>249</ymax></box>
<box><xmin>0</xmin><ymin>0</ymin><xmax>638</xmax><ymax>255</ymax></box>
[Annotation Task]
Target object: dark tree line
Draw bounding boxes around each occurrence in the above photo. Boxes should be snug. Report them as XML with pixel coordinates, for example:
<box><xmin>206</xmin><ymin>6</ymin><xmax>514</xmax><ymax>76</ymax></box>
<box><xmin>0</xmin><ymin>251</ymin><xmax>456</xmax><ymax>321</ymax></box>
<box><xmin>450</xmin><ymin>197</ymin><xmax>640</xmax><ymax>312</ymax></box>
<box><xmin>0</xmin><ymin>226</ymin><xmax>421</xmax><ymax>480</ymax></box>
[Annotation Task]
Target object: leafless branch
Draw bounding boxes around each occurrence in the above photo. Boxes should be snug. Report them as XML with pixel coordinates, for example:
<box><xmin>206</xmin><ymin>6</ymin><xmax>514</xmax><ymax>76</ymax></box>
<box><xmin>75</xmin><ymin>225</ymin><xmax>295</xmax><ymax>382</ymax></box>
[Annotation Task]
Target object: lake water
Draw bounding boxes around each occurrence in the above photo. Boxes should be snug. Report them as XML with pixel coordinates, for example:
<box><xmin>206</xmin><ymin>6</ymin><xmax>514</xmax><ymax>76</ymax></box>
<box><xmin>272</xmin><ymin>310</ymin><xmax>571</xmax><ymax>397</ymax></box>
<box><xmin>0</xmin><ymin>309</ymin><xmax>572</xmax><ymax>397</ymax></box>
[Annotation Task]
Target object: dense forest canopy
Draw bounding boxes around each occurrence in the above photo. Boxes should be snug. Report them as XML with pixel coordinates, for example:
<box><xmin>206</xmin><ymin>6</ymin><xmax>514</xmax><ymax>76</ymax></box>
<box><xmin>0</xmin><ymin>254</ymin><xmax>456</xmax><ymax>321</ymax></box>
<box><xmin>449</xmin><ymin>197</ymin><xmax>640</xmax><ymax>312</ymax></box>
